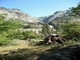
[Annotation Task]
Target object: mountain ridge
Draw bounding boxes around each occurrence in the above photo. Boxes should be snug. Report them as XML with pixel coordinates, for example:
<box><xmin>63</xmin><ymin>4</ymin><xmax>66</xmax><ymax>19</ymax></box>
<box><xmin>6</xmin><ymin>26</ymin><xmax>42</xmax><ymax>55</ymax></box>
<box><xmin>0</xmin><ymin>6</ymin><xmax>80</xmax><ymax>24</ymax></box>
<box><xmin>38</xmin><ymin>10</ymin><xmax>71</xmax><ymax>23</ymax></box>
<box><xmin>0</xmin><ymin>7</ymin><xmax>39</xmax><ymax>23</ymax></box>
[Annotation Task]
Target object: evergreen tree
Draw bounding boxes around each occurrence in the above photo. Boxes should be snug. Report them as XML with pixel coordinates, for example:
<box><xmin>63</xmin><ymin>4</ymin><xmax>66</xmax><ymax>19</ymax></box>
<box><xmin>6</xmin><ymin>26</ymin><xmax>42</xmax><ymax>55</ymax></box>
<box><xmin>71</xmin><ymin>3</ymin><xmax>80</xmax><ymax>16</ymax></box>
<box><xmin>42</xmin><ymin>23</ymin><xmax>51</xmax><ymax>36</ymax></box>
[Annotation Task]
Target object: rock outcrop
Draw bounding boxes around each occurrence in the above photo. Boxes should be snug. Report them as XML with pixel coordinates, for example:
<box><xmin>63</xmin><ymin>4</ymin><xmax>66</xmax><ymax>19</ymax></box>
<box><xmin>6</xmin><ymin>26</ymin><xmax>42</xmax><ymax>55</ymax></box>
<box><xmin>38</xmin><ymin>10</ymin><xmax>70</xmax><ymax>23</ymax></box>
<box><xmin>0</xmin><ymin>7</ymin><xmax>39</xmax><ymax>23</ymax></box>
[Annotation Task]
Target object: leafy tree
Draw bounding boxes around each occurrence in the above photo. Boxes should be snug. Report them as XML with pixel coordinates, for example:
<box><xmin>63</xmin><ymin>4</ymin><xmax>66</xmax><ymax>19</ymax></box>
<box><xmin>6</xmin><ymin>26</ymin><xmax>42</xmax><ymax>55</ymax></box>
<box><xmin>72</xmin><ymin>3</ymin><xmax>80</xmax><ymax>16</ymax></box>
<box><xmin>0</xmin><ymin>20</ymin><xmax>22</xmax><ymax>33</ymax></box>
<box><xmin>0</xmin><ymin>15</ymin><xmax>23</xmax><ymax>45</ymax></box>
<box><xmin>70</xmin><ymin>2</ymin><xmax>80</xmax><ymax>20</ymax></box>
<box><xmin>62</xmin><ymin>21</ymin><xmax>80</xmax><ymax>40</ymax></box>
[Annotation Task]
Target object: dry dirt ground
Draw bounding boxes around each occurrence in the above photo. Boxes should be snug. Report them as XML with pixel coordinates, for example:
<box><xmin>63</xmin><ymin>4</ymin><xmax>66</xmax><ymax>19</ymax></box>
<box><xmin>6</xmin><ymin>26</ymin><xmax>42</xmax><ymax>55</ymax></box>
<box><xmin>0</xmin><ymin>40</ymin><xmax>80</xmax><ymax>60</ymax></box>
<box><xmin>0</xmin><ymin>40</ymin><xmax>51</xmax><ymax>54</ymax></box>
<box><xmin>0</xmin><ymin>40</ymin><xmax>80</xmax><ymax>54</ymax></box>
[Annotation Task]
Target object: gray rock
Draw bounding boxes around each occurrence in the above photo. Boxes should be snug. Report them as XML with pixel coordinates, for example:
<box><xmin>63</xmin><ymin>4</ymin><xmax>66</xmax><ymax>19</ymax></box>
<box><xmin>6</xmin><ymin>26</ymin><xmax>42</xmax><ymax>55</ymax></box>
<box><xmin>0</xmin><ymin>7</ymin><xmax>39</xmax><ymax>23</ymax></box>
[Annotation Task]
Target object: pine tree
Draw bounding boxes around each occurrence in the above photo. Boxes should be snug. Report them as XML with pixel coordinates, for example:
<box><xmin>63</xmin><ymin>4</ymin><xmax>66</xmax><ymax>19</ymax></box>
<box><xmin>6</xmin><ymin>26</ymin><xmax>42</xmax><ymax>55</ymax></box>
<box><xmin>42</xmin><ymin>23</ymin><xmax>51</xmax><ymax>36</ymax></box>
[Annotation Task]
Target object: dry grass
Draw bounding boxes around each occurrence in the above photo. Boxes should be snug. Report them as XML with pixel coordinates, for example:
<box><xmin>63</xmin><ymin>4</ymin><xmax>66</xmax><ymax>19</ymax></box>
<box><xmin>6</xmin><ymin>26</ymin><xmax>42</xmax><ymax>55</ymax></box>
<box><xmin>0</xmin><ymin>40</ymin><xmax>50</xmax><ymax>54</ymax></box>
<box><xmin>0</xmin><ymin>40</ymin><xmax>31</xmax><ymax>53</ymax></box>
<box><xmin>0</xmin><ymin>39</ymin><xmax>80</xmax><ymax>55</ymax></box>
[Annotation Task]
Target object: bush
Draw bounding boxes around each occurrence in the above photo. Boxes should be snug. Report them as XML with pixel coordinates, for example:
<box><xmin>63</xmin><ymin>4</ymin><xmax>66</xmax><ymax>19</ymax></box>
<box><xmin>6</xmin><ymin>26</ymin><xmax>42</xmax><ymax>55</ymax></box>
<box><xmin>22</xmin><ymin>31</ymin><xmax>41</xmax><ymax>40</ymax></box>
<box><xmin>7</xmin><ymin>30</ymin><xmax>24</xmax><ymax>40</ymax></box>
<box><xmin>0</xmin><ymin>20</ymin><xmax>22</xmax><ymax>33</ymax></box>
<box><xmin>0</xmin><ymin>36</ymin><xmax>11</xmax><ymax>46</ymax></box>
<box><xmin>0</xmin><ymin>16</ymin><xmax>23</xmax><ymax>45</ymax></box>
<box><xmin>7</xmin><ymin>30</ymin><xmax>42</xmax><ymax>40</ymax></box>
<box><xmin>62</xmin><ymin>21</ymin><xmax>80</xmax><ymax>40</ymax></box>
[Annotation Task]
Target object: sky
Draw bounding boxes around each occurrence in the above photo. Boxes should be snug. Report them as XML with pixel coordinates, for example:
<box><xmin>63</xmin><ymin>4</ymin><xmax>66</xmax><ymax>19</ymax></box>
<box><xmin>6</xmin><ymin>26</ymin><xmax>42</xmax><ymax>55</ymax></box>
<box><xmin>0</xmin><ymin>0</ymin><xmax>80</xmax><ymax>17</ymax></box>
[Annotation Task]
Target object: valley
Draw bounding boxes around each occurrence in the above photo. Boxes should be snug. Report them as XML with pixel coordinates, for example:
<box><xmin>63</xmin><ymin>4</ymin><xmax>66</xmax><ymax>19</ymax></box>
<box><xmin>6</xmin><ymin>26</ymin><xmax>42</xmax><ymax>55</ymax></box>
<box><xmin>0</xmin><ymin>2</ymin><xmax>80</xmax><ymax>60</ymax></box>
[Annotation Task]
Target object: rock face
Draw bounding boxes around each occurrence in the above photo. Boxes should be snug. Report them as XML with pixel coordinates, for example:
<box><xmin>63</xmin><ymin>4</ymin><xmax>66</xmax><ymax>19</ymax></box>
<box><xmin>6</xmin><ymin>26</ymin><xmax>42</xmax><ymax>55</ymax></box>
<box><xmin>38</xmin><ymin>11</ymin><xmax>70</xmax><ymax>23</ymax></box>
<box><xmin>39</xmin><ymin>10</ymin><xmax>80</xmax><ymax>23</ymax></box>
<box><xmin>0</xmin><ymin>7</ymin><xmax>79</xmax><ymax>24</ymax></box>
<box><xmin>0</xmin><ymin>7</ymin><xmax>39</xmax><ymax>23</ymax></box>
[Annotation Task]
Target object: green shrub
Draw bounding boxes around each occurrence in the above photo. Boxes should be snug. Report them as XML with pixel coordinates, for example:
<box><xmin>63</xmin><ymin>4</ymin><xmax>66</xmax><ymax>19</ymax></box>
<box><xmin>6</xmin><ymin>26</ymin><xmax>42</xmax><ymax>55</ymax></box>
<box><xmin>0</xmin><ymin>16</ymin><xmax>23</xmax><ymax>45</ymax></box>
<box><xmin>0</xmin><ymin>36</ymin><xmax>11</xmax><ymax>46</ymax></box>
<box><xmin>0</xmin><ymin>20</ymin><xmax>22</xmax><ymax>33</ymax></box>
<box><xmin>62</xmin><ymin>21</ymin><xmax>80</xmax><ymax>40</ymax></box>
<box><xmin>7</xmin><ymin>30</ymin><xmax>42</xmax><ymax>40</ymax></box>
<box><xmin>22</xmin><ymin>31</ymin><xmax>41</xmax><ymax>40</ymax></box>
<box><xmin>7</xmin><ymin>30</ymin><xmax>23</xmax><ymax>40</ymax></box>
